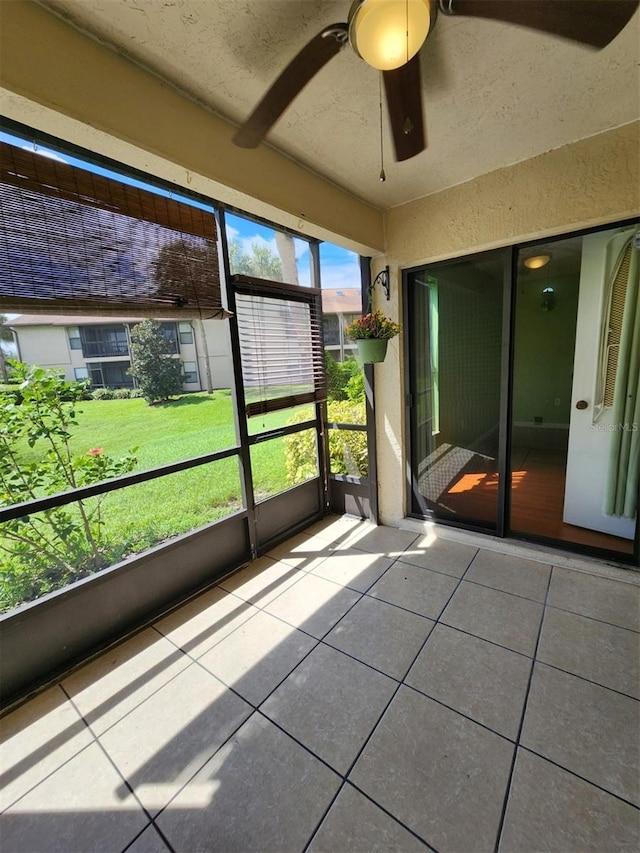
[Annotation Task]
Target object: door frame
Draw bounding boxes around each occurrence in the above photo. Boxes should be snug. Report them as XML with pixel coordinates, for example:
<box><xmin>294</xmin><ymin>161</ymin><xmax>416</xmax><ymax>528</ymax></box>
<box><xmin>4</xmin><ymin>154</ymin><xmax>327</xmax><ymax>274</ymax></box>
<box><xmin>403</xmin><ymin>219</ymin><xmax>640</xmax><ymax>567</ymax></box>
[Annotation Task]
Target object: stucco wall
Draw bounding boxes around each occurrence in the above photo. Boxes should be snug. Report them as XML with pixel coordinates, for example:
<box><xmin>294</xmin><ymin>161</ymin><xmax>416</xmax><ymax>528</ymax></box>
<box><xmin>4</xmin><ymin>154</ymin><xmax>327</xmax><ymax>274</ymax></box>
<box><xmin>376</xmin><ymin>122</ymin><xmax>640</xmax><ymax>525</ymax></box>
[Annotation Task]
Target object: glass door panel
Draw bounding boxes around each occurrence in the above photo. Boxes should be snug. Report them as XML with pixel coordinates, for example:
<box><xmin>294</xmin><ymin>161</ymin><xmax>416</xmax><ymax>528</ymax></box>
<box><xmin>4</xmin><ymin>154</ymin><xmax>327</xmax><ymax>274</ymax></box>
<box><xmin>407</xmin><ymin>251</ymin><xmax>505</xmax><ymax>530</ymax></box>
<box><xmin>511</xmin><ymin>227</ymin><xmax>637</xmax><ymax>555</ymax></box>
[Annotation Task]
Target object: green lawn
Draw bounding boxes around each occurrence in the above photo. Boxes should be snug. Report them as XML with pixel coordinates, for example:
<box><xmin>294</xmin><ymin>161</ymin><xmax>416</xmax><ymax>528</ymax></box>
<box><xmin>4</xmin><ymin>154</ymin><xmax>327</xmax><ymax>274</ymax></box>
<box><xmin>1</xmin><ymin>391</ymin><xmax>316</xmax><ymax>611</ymax></box>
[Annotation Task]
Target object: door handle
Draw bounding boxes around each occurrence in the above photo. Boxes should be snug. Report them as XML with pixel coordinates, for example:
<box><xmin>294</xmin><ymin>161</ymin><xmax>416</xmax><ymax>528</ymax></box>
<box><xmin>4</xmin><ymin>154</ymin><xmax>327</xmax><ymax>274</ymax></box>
<box><xmin>575</xmin><ymin>400</ymin><xmax>589</xmax><ymax>410</ymax></box>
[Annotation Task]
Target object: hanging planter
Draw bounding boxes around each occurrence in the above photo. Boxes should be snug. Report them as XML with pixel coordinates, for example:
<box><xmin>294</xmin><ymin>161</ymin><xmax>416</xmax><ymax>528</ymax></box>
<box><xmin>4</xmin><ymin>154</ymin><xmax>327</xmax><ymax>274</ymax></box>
<box><xmin>355</xmin><ymin>337</ymin><xmax>389</xmax><ymax>363</ymax></box>
<box><xmin>345</xmin><ymin>310</ymin><xmax>401</xmax><ymax>365</ymax></box>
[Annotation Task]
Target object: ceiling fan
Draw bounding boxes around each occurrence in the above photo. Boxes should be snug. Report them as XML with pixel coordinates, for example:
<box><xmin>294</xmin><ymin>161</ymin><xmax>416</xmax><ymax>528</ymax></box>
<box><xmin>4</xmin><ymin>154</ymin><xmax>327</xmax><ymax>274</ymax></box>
<box><xmin>233</xmin><ymin>0</ymin><xmax>639</xmax><ymax>163</ymax></box>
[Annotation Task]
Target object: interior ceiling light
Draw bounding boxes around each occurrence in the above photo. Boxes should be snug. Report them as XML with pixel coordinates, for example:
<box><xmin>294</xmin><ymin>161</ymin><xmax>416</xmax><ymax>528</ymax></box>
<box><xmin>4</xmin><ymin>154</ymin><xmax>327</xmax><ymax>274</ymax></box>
<box><xmin>524</xmin><ymin>254</ymin><xmax>551</xmax><ymax>270</ymax></box>
<box><xmin>349</xmin><ymin>0</ymin><xmax>433</xmax><ymax>71</ymax></box>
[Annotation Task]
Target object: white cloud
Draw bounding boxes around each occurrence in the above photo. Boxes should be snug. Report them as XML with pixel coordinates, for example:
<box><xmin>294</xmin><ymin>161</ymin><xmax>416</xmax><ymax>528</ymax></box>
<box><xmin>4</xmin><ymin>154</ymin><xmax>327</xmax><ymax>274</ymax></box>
<box><xmin>319</xmin><ymin>260</ymin><xmax>361</xmax><ymax>290</ymax></box>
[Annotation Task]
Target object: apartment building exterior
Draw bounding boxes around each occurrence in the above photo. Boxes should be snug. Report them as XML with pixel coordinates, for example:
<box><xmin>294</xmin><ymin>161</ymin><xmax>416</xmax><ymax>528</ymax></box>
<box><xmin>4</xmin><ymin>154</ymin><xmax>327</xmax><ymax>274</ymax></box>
<box><xmin>8</xmin><ymin>313</ymin><xmax>233</xmax><ymax>391</ymax></box>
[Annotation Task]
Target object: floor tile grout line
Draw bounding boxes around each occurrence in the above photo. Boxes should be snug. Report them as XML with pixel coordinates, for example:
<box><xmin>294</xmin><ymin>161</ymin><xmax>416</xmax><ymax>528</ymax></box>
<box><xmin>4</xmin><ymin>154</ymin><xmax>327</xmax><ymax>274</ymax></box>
<box><xmin>543</xmin><ymin>600</ymin><xmax>640</xmax><ymax>634</ymax></box>
<box><xmin>346</xmin><ymin>779</ymin><xmax>441</xmax><ymax>852</ymax></box>
<box><xmin>533</xmin><ymin>660</ymin><xmax>640</xmax><ymax>703</ymax></box>
<box><xmin>253</xmin><ymin>708</ymin><xmax>347</xmax><ymax>779</ymax></box>
<box><xmin>152</xmin><ymin>591</ymin><xmax>264</xmax><ymax>661</ymax></box>
<box><xmin>304</xmin><ymin>776</ymin><xmax>439</xmax><ymax>853</ymax></box>
<box><xmin>400</xmin><ymin>682</ymin><xmax>518</xmax><ymax>746</ymax></box>
<box><xmin>517</xmin><ymin>745</ymin><xmax>640</xmax><ymax>812</ymax></box>
<box><xmin>74</xmin><ymin>630</ymin><xmax>214</xmax><ymax>739</ymax></box>
<box><xmin>301</xmin><ymin>550</ymin><xmax>480</xmax><ymax>853</ymax></box>
<box><xmin>460</xmin><ymin>575</ymin><xmax>549</xmax><ymax>604</ymax></box>
<box><xmin>150</xmin><ymin>706</ymin><xmax>262</xmax><ymax>825</ymax></box>
<box><xmin>492</xmin><ymin>566</ymin><xmax>554</xmax><ymax>853</ymax></box>
<box><xmin>120</xmin><ymin>819</ymin><xmax>176</xmax><ymax>853</ymax></box>
<box><xmin>436</xmin><ymin>620</ymin><xmax>536</xmax><ymax>659</ymax></box>
<box><xmin>0</xmin><ymin>711</ymin><xmax>98</xmax><ymax>815</ymax></box>
<box><xmin>58</xmin><ymin>683</ymin><xmax>173</xmax><ymax>852</ymax></box>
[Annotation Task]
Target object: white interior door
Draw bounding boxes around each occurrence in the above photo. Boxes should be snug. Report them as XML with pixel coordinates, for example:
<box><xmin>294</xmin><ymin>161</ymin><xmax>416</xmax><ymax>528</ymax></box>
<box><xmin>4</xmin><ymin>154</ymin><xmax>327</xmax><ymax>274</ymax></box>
<box><xmin>563</xmin><ymin>226</ymin><xmax>636</xmax><ymax>539</ymax></box>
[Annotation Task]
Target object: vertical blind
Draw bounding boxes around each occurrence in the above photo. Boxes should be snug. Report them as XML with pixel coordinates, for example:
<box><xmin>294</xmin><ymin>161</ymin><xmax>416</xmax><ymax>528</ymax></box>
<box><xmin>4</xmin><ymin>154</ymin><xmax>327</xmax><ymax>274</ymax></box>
<box><xmin>233</xmin><ymin>276</ymin><xmax>325</xmax><ymax>416</ymax></box>
<box><xmin>0</xmin><ymin>141</ymin><xmax>228</xmax><ymax>318</ymax></box>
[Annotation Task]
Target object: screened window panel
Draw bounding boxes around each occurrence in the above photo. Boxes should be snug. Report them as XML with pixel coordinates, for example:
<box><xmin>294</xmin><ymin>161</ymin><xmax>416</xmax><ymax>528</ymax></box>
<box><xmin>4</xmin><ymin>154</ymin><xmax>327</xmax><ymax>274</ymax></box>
<box><xmin>234</xmin><ymin>279</ymin><xmax>325</xmax><ymax>417</ymax></box>
<box><xmin>0</xmin><ymin>141</ymin><xmax>228</xmax><ymax>318</ymax></box>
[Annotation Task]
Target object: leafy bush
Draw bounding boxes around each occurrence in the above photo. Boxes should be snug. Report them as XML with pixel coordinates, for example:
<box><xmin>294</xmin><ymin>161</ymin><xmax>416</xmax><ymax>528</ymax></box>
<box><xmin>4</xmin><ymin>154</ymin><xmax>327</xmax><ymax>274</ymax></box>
<box><xmin>284</xmin><ymin>400</ymin><xmax>367</xmax><ymax>484</ymax></box>
<box><xmin>324</xmin><ymin>351</ymin><xmax>361</xmax><ymax>402</ymax></box>
<box><xmin>129</xmin><ymin>388</ymin><xmax>144</xmax><ymax>398</ymax></box>
<box><xmin>346</xmin><ymin>371</ymin><xmax>365</xmax><ymax>403</ymax></box>
<box><xmin>113</xmin><ymin>388</ymin><xmax>132</xmax><ymax>399</ymax></box>
<box><xmin>92</xmin><ymin>387</ymin><xmax>114</xmax><ymax>400</ymax></box>
<box><xmin>0</xmin><ymin>362</ymin><xmax>137</xmax><ymax>611</ymax></box>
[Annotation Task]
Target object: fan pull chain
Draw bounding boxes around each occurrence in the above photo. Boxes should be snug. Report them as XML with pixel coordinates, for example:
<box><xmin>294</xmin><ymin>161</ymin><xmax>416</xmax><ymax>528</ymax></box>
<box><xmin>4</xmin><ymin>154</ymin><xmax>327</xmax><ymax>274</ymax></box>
<box><xmin>406</xmin><ymin>0</ymin><xmax>409</xmax><ymax>66</ymax></box>
<box><xmin>379</xmin><ymin>72</ymin><xmax>386</xmax><ymax>183</ymax></box>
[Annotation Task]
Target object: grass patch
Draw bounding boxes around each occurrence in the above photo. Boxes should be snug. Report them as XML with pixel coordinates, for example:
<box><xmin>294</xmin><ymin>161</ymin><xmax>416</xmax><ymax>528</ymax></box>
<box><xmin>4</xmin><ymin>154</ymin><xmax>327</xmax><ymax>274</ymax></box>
<box><xmin>2</xmin><ymin>392</ymin><xmax>317</xmax><ymax>606</ymax></box>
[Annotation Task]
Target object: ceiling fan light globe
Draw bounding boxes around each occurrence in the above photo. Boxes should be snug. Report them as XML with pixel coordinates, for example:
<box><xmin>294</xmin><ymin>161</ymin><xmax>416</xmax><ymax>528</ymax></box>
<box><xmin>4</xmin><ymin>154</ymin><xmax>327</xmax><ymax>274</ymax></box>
<box><xmin>349</xmin><ymin>0</ymin><xmax>432</xmax><ymax>71</ymax></box>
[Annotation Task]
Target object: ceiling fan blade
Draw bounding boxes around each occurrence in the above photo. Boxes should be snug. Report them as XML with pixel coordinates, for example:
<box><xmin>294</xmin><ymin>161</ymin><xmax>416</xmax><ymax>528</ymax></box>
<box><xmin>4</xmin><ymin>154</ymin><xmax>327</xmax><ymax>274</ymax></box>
<box><xmin>383</xmin><ymin>54</ymin><xmax>426</xmax><ymax>162</ymax></box>
<box><xmin>440</xmin><ymin>0</ymin><xmax>639</xmax><ymax>48</ymax></box>
<box><xmin>233</xmin><ymin>23</ymin><xmax>349</xmax><ymax>148</ymax></box>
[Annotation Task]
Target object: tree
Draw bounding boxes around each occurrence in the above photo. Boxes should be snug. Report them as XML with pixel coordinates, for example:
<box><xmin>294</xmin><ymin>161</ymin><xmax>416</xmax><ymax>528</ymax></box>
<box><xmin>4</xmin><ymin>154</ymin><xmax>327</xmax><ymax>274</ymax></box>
<box><xmin>128</xmin><ymin>319</ymin><xmax>184</xmax><ymax>404</ymax></box>
<box><xmin>228</xmin><ymin>238</ymin><xmax>283</xmax><ymax>280</ymax></box>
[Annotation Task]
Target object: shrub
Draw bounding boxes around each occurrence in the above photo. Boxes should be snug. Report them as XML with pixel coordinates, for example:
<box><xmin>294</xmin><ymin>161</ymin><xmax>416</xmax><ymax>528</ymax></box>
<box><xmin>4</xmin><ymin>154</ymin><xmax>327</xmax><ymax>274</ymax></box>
<box><xmin>284</xmin><ymin>400</ymin><xmax>367</xmax><ymax>484</ymax></box>
<box><xmin>324</xmin><ymin>351</ymin><xmax>361</xmax><ymax>402</ymax></box>
<box><xmin>113</xmin><ymin>388</ymin><xmax>132</xmax><ymax>399</ymax></box>
<box><xmin>92</xmin><ymin>387</ymin><xmax>114</xmax><ymax>400</ymax></box>
<box><xmin>0</xmin><ymin>362</ymin><xmax>137</xmax><ymax>611</ymax></box>
<box><xmin>129</xmin><ymin>388</ymin><xmax>144</xmax><ymax>398</ymax></box>
<box><xmin>346</xmin><ymin>371</ymin><xmax>365</xmax><ymax>404</ymax></box>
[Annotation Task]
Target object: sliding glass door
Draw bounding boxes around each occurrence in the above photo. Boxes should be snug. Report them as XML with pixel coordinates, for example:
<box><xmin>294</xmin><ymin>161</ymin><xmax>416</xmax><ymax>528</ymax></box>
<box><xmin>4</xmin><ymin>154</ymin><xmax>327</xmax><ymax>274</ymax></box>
<box><xmin>405</xmin><ymin>222</ymin><xmax>638</xmax><ymax>562</ymax></box>
<box><xmin>406</xmin><ymin>250</ymin><xmax>506</xmax><ymax>532</ymax></box>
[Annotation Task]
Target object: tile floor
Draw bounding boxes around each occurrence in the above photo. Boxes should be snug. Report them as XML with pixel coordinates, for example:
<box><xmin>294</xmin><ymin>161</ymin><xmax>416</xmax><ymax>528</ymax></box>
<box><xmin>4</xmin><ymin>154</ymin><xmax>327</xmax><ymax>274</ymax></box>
<box><xmin>1</xmin><ymin>516</ymin><xmax>639</xmax><ymax>852</ymax></box>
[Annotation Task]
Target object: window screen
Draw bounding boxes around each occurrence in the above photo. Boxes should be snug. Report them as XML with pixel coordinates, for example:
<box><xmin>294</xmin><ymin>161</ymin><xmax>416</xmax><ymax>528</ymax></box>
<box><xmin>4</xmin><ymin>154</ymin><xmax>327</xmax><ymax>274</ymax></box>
<box><xmin>234</xmin><ymin>277</ymin><xmax>325</xmax><ymax>417</ymax></box>
<box><xmin>0</xmin><ymin>141</ymin><xmax>228</xmax><ymax>318</ymax></box>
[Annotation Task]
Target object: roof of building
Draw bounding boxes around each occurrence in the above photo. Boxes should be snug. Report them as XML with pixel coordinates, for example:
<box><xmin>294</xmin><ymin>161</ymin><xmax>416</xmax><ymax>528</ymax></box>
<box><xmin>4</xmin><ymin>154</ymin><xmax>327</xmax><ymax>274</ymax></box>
<box><xmin>320</xmin><ymin>288</ymin><xmax>361</xmax><ymax>315</ymax></box>
<box><xmin>7</xmin><ymin>314</ymin><xmax>183</xmax><ymax>327</ymax></box>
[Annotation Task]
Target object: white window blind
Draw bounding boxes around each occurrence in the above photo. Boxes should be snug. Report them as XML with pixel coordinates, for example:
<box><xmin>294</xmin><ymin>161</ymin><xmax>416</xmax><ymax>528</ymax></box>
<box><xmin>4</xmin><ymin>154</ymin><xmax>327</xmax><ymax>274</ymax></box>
<box><xmin>234</xmin><ymin>278</ymin><xmax>325</xmax><ymax>417</ymax></box>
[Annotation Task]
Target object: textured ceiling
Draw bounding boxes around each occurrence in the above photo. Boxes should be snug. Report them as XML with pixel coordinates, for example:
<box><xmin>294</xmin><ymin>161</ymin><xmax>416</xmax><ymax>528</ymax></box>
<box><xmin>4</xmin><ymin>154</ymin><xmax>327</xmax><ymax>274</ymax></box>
<box><xmin>40</xmin><ymin>0</ymin><xmax>640</xmax><ymax>210</ymax></box>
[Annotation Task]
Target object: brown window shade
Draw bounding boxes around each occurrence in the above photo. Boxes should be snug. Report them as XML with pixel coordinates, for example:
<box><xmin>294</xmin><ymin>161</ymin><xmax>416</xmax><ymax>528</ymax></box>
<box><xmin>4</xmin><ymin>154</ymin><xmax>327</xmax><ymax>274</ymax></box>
<box><xmin>0</xmin><ymin>141</ymin><xmax>229</xmax><ymax>318</ymax></box>
<box><xmin>234</xmin><ymin>276</ymin><xmax>325</xmax><ymax>417</ymax></box>
<box><xmin>603</xmin><ymin>243</ymin><xmax>631</xmax><ymax>407</ymax></box>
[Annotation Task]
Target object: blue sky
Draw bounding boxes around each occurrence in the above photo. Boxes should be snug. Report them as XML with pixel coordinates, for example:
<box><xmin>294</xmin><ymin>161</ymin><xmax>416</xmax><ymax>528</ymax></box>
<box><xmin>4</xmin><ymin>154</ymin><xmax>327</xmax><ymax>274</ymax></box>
<box><xmin>0</xmin><ymin>131</ymin><xmax>360</xmax><ymax>291</ymax></box>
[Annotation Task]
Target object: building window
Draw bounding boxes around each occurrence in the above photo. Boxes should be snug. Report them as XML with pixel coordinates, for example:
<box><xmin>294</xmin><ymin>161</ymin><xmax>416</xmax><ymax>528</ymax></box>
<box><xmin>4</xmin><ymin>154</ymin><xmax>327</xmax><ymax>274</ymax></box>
<box><xmin>74</xmin><ymin>366</ymin><xmax>89</xmax><ymax>381</ymax></box>
<box><xmin>160</xmin><ymin>322</ymin><xmax>179</xmax><ymax>354</ymax></box>
<box><xmin>80</xmin><ymin>325</ymin><xmax>129</xmax><ymax>358</ymax></box>
<box><xmin>178</xmin><ymin>321</ymin><xmax>194</xmax><ymax>345</ymax></box>
<box><xmin>67</xmin><ymin>327</ymin><xmax>82</xmax><ymax>350</ymax></box>
<box><xmin>323</xmin><ymin>315</ymin><xmax>340</xmax><ymax>346</ymax></box>
<box><xmin>182</xmin><ymin>361</ymin><xmax>198</xmax><ymax>384</ymax></box>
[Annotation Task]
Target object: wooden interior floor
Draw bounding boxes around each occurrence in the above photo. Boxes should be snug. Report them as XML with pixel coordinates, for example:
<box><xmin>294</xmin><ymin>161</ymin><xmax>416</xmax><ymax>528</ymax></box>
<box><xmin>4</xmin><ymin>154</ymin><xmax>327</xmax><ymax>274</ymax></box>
<box><xmin>432</xmin><ymin>447</ymin><xmax>634</xmax><ymax>555</ymax></box>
